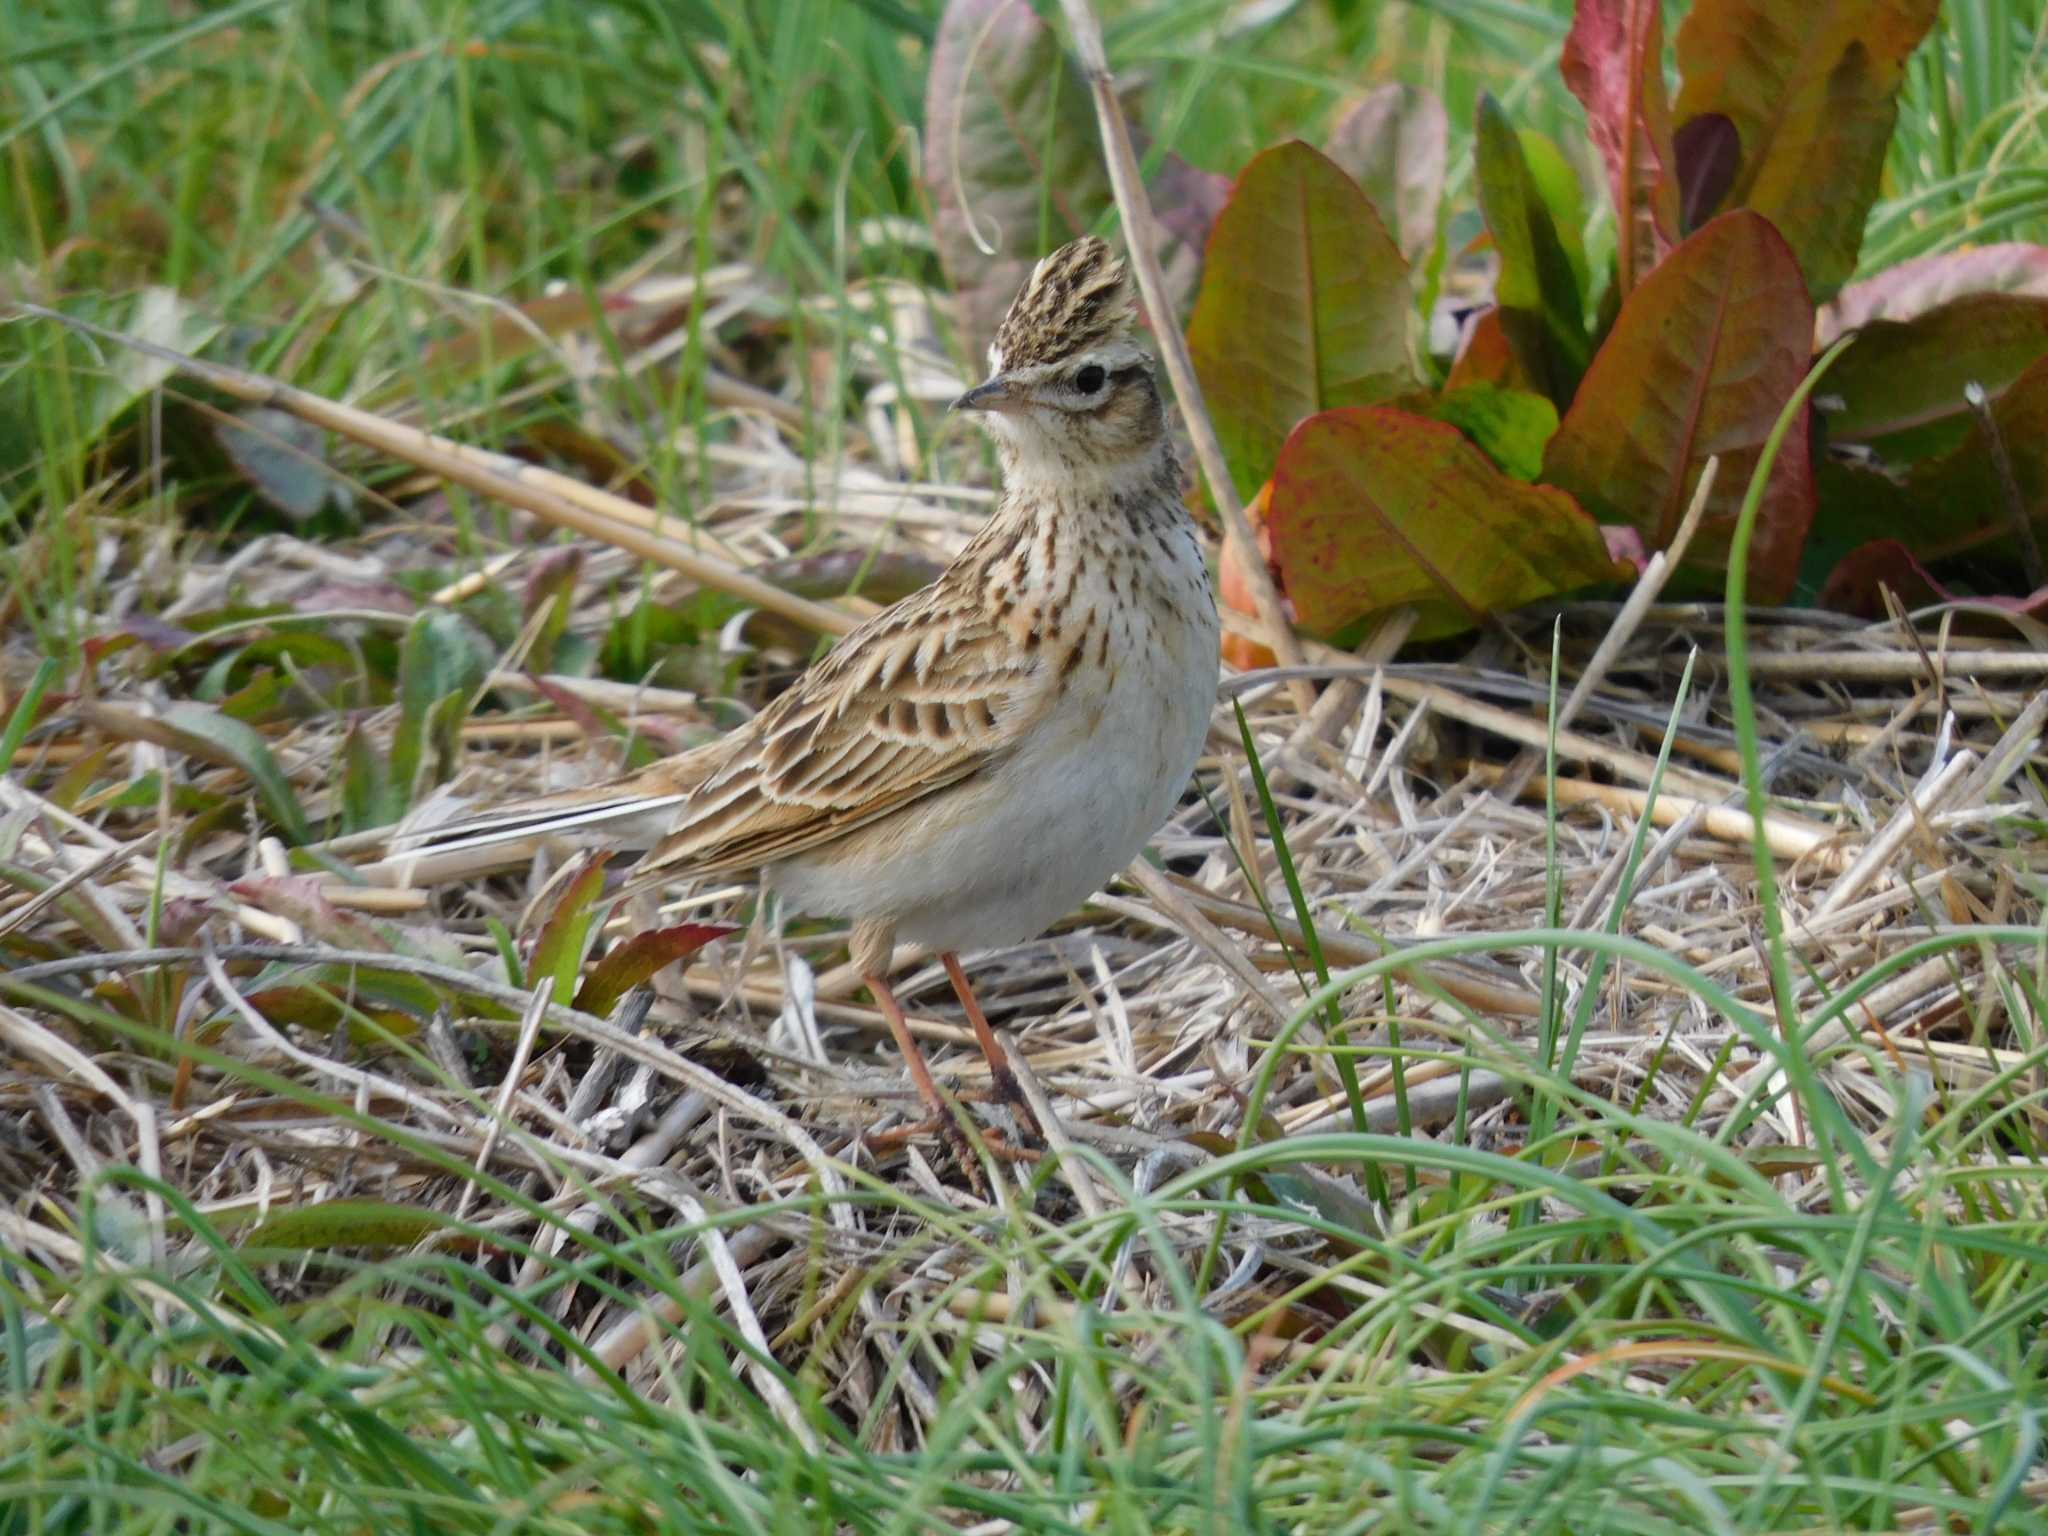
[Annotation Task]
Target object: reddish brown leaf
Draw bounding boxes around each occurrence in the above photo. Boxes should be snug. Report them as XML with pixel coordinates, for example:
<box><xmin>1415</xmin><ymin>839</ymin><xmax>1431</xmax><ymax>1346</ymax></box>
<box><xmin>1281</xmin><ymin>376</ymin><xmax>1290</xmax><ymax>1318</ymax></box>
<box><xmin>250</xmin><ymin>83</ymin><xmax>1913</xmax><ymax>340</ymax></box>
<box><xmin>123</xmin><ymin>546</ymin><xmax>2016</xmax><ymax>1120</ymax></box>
<box><xmin>1445</xmin><ymin>309</ymin><xmax>1541</xmax><ymax>395</ymax></box>
<box><xmin>1186</xmin><ymin>141</ymin><xmax>1415</xmax><ymax>501</ymax></box>
<box><xmin>1820</xmin><ymin>540</ymin><xmax>2048</xmax><ymax>619</ymax></box>
<box><xmin>573</xmin><ymin>924</ymin><xmax>735</xmax><ymax>1018</ymax></box>
<box><xmin>1542</xmin><ymin>211</ymin><xmax>1816</xmax><ymax>601</ymax></box>
<box><xmin>1673</xmin><ymin>0</ymin><xmax>1942</xmax><ymax>296</ymax></box>
<box><xmin>1821</xmin><ymin>293</ymin><xmax>2048</xmax><ymax>456</ymax></box>
<box><xmin>1819</xmin><ymin>243</ymin><xmax>2048</xmax><ymax>342</ymax></box>
<box><xmin>1265</xmin><ymin>407</ymin><xmax>1619</xmax><ymax>641</ymax></box>
<box><xmin>1323</xmin><ymin>84</ymin><xmax>1449</xmax><ymax>269</ymax></box>
<box><xmin>1561</xmin><ymin>0</ymin><xmax>1680</xmax><ymax>298</ymax></box>
<box><xmin>1672</xmin><ymin>113</ymin><xmax>1738</xmax><ymax>235</ymax></box>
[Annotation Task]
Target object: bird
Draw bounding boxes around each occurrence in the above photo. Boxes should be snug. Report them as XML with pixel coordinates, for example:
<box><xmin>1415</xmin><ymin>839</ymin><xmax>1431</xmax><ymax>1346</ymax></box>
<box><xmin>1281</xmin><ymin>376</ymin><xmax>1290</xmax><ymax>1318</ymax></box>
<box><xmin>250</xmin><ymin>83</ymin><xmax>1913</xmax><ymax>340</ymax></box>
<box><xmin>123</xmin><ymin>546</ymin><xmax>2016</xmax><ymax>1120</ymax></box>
<box><xmin>408</xmin><ymin>235</ymin><xmax>1221</xmax><ymax>1162</ymax></box>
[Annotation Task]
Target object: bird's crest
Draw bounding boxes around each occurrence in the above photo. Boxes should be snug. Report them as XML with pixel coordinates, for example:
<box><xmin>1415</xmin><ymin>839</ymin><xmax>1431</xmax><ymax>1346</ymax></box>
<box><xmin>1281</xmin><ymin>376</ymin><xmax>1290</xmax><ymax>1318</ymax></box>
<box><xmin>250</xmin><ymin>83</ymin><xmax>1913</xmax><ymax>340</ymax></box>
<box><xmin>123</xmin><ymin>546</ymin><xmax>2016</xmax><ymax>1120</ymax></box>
<box><xmin>989</xmin><ymin>236</ymin><xmax>1137</xmax><ymax>372</ymax></box>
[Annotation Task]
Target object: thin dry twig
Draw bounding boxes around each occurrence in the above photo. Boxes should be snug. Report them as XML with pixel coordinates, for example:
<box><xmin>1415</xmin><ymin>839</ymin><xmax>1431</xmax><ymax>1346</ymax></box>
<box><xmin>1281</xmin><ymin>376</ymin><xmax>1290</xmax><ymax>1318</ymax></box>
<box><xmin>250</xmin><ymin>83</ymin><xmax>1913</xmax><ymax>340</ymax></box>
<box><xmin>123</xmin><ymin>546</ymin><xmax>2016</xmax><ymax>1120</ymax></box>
<box><xmin>1050</xmin><ymin>0</ymin><xmax>1311</xmax><ymax>712</ymax></box>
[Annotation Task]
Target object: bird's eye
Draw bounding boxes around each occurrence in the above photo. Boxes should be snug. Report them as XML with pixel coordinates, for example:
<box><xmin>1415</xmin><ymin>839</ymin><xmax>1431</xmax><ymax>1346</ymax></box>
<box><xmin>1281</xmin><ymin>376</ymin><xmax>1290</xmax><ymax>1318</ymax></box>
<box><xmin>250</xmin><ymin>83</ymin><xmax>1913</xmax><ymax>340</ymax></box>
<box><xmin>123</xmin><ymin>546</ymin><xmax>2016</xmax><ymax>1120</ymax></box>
<box><xmin>1074</xmin><ymin>363</ymin><xmax>1106</xmax><ymax>394</ymax></box>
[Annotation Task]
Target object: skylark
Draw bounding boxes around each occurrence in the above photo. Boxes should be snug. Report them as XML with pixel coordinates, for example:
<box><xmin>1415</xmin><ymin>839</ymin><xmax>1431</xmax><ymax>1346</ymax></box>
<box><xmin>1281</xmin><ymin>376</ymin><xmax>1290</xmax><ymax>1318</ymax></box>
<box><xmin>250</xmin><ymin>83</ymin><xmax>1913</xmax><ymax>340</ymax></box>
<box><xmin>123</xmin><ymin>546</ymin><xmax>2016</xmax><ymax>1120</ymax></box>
<box><xmin>416</xmin><ymin>235</ymin><xmax>1221</xmax><ymax>1155</ymax></box>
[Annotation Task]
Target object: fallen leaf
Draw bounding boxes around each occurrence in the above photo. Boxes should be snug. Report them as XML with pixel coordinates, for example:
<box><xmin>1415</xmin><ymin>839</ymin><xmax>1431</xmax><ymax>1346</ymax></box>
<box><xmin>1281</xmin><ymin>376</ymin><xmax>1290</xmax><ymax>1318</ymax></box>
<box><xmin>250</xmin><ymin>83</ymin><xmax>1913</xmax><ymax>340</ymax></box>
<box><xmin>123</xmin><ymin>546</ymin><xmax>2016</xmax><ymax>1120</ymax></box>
<box><xmin>1819</xmin><ymin>539</ymin><xmax>2048</xmax><ymax>619</ymax></box>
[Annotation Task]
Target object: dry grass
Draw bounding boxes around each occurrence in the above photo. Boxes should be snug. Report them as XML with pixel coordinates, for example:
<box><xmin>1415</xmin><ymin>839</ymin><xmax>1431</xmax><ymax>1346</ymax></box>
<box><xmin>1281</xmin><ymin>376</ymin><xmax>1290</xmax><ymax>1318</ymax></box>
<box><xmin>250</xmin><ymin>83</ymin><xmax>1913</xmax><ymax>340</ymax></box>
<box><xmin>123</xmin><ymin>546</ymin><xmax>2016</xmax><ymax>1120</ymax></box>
<box><xmin>4</xmin><ymin>291</ymin><xmax>2047</xmax><ymax>1526</ymax></box>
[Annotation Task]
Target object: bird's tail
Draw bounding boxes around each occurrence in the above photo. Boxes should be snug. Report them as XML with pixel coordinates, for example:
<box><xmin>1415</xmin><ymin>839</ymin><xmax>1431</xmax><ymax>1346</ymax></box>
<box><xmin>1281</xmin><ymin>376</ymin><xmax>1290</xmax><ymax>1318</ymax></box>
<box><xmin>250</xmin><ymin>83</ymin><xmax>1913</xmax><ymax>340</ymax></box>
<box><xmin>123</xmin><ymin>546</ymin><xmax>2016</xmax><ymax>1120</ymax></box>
<box><xmin>371</xmin><ymin>741</ymin><xmax>726</xmax><ymax>882</ymax></box>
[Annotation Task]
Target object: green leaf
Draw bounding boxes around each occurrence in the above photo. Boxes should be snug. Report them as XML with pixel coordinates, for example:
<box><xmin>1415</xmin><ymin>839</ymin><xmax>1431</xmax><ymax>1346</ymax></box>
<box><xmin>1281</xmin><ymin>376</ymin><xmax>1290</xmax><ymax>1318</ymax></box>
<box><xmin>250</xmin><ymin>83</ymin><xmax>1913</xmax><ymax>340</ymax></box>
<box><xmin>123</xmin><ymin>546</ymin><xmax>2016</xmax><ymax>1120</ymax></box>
<box><xmin>216</xmin><ymin>406</ymin><xmax>352</xmax><ymax>524</ymax></box>
<box><xmin>1673</xmin><ymin>0</ymin><xmax>1943</xmax><ymax>298</ymax></box>
<box><xmin>521</xmin><ymin>547</ymin><xmax>583</xmax><ymax>676</ymax></box>
<box><xmin>392</xmin><ymin>610</ymin><xmax>489</xmax><ymax>800</ymax></box>
<box><xmin>1542</xmin><ymin>210</ymin><xmax>1816</xmax><ymax>602</ymax></box>
<box><xmin>1265</xmin><ymin>407</ymin><xmax>1619</xmax><ymax>641</ymax></box>
<box><xmin>85</xmin><ymin>288</ymin><xmax>221</xmax><ymax>440</ymax></box>
<box><xmin>154</xmin><ymin>701</ymin><xmax>310</xmax><ymax>843</ymax></box>
<box><xmin>0</xmin><ymin>658</ymin><xmax>59</xmax><ymax>769</ymax></box>
<box><xmin>1186</xmin><ymin>139</ymin><xmax>1415</xmax><ymax>503</ymax></box>
<box><xmin>1473</xmin><ymin>95</ymin><xmax>1589</xmax><ymax>409</ymax></box>
<box><xmin>1819</xmin><ymin>294</ymin><xmax>2048</xmax><ymax>459</ymax></box>
<box><xmin>1421</xmin><ymin>383</ymin><xmax>1558</xmax><ymax>482</ymax></box>
<box><xmin>530</xmin><ymin>854</ymin><xmax>612</xmax><ymax>1006</ymax></box>
<box><xmin>573</xmin><ymin>924</ymin><xmax>736</xmax><ymax>1018</ymax></box>
<box><xmin>242</xmin><ymin>1200</ymin><xmax>456</xmax><ymax>1252</ymax></box>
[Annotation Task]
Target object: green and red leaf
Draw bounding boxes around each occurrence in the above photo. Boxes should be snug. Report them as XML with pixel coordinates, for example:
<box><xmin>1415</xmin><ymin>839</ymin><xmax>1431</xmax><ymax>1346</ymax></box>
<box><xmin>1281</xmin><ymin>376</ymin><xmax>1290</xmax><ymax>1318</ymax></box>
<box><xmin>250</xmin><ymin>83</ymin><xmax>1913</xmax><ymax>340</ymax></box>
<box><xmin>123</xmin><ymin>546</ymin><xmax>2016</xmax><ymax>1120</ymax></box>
<box><xmin>529</xmin><ymin>853</ymin><xmax>613</xmax><ymax>1004</ymax></box>
<box><xmin>1673</xmin><ymin>0</ymin><xmax>1942</xmax><ymax>297</ymax></box>
<box><xmin>1265</xmin><ymin>407</ymin><xmax>1620</xmax><ymax>641</ymax></box>
<box><xmin>1186</xmin><ymin>140</ymin><xmax>1415</xmax><ymax>502</ymax></box>
<box><xmin>1542</xmin><ymin>210</ymin><xmax>1816</xmax><ymax>601</ymax></box>
<box><xmin>573</xmin><ymin>923</ymin><xmax>735</xmax><ymax>1018</ymax></box>
<box><xmin>1561</xmin><ymin>0</ymin><xmax>1680</xmax><ymax>299</ymax></box>
<box><xmin>1820</xmin><ymin>293</ymin><xmax>2048</xmax><ymax>458</ymax></box>
<box><xmin>1813</xmin><ymin>352</ymin><xmax>2048</xmax><ymax>569</ymax></box>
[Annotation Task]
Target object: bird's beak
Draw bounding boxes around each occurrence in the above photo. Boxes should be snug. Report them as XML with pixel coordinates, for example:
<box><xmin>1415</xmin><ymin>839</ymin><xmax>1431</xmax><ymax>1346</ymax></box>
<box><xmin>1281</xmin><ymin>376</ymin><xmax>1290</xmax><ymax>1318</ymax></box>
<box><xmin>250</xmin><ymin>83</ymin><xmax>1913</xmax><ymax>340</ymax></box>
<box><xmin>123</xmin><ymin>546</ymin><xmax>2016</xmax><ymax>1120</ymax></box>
<box><xmin>950</xmin><ymin>376</ymin><xmax>1020</xmax><ymax>414</ymax></box>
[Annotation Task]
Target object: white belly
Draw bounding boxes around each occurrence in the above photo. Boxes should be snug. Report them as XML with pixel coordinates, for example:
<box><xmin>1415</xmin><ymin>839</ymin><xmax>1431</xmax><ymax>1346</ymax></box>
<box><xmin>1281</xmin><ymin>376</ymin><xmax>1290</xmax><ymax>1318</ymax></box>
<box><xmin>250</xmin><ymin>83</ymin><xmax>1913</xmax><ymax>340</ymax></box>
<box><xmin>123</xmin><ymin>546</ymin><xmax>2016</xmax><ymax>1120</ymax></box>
<box><xmin>768</xmin><ymin>552</ymin><xmax>1219</xmax><ymax>955</ymax></box>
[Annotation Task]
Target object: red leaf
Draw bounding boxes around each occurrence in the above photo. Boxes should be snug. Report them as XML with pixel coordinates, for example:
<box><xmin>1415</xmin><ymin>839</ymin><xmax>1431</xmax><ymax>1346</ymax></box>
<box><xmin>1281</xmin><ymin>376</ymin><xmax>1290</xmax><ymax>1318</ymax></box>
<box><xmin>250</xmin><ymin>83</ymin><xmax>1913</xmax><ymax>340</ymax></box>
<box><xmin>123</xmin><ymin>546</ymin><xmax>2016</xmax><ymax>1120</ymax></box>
<box><xmin>1561</xmin><ymin>0</ymin><xmax>1680</xmax><ymax>298</ymax></box>
<box><xmin>1673</xmin><ymin>0</ymin><xmax>1942</xmax><ymax>296</ymax></box>
<box><xmin>1323</xmin><ymin>84</ymin><xmax>1449</xmax><ymax>269</ymax></box>
<box><xmin>1542</xmin><ymin>210</ymin><xmax>1816</xmax><ymax>601</ymax></box>
<box><xmin>572</xmin><ymin>924</ymin><xmax>735</xmax><ymax>1018</ymax></box>
<box><xmin>1265</xmin><ymin>407</ymin><xmax>1619</xmax><ymax>640</ymax></box>
<box><xmin>1186</xmin><ymin>141</ymin><xmax>1416</xmax><ymax>502</ymax></box>
<box><xmin>1819</xmin><ymin>243</ymin><xmax>2048</xmax><ymax>343</ymax></box>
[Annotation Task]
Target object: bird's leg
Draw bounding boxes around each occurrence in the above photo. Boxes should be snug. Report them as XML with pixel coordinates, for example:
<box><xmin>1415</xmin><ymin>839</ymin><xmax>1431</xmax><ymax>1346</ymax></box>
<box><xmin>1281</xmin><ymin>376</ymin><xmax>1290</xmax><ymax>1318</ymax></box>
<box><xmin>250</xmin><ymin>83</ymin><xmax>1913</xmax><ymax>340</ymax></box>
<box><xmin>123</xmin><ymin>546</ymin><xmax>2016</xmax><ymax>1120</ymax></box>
<box><xmin>863</xmin><ymin>968</ymin><xmax>983</xmax><ymax>1193</ymax></box>
<box><xmin>941</xmin><ymin>952</ymin><xmax>1043</xmax><ymax>1141</ymax></box>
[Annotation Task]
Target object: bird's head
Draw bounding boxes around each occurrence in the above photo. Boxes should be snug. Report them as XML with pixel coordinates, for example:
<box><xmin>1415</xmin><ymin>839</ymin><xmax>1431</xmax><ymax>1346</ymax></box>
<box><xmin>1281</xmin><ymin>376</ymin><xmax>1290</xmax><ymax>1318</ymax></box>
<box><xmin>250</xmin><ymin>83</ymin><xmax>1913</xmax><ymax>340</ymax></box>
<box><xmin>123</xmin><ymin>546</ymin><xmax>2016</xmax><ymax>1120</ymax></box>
<box><xmin>953</xmin><ymin>236</ymin><xmax>1168</xmax><ymax>482</ymax></box>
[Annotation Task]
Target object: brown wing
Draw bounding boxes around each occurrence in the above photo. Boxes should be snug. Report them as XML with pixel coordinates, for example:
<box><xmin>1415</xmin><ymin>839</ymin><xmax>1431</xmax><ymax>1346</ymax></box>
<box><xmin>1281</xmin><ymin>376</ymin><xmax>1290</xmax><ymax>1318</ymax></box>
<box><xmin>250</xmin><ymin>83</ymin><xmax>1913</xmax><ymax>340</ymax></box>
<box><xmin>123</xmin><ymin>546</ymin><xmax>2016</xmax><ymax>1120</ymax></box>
<box><xmin>621</xmin><ymin>588</ymin><xmax>1048</xmax><ymax>889</ymax></box>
